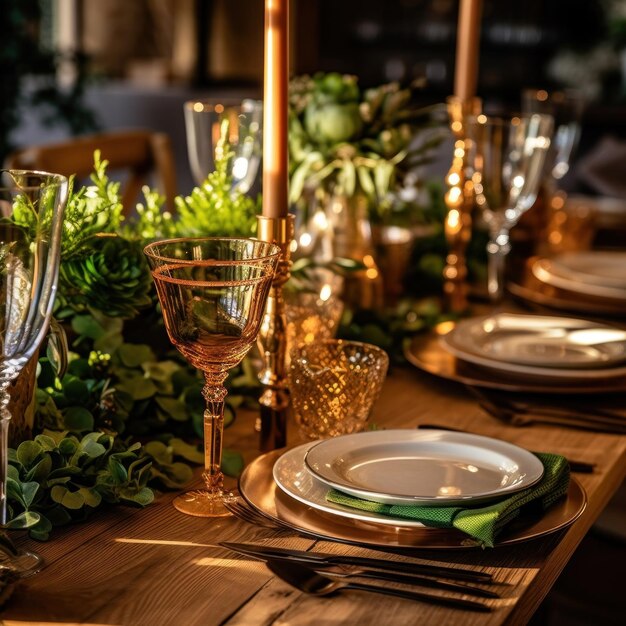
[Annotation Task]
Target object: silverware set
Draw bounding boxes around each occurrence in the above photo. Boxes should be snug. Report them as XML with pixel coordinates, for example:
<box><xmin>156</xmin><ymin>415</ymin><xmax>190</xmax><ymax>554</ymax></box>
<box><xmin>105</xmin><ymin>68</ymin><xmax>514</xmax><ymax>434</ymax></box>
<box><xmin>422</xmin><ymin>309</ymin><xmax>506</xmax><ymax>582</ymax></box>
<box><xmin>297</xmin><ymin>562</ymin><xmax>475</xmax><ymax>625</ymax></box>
<box><xmin>223</xmin><ymin>499</ymin><xmax>293</xmax><ymax>534</ymax></box>
<box><xmin>266</xmin><ymin>560</ymin><xmax>493</xmax><ymax>612</ymax></box>
<box><xmin>220</xmin><ymin>541</ymin><xmax>497</xmax><ymax>612</ymax></box>
<box><xmin>467</xmin><ymin>386</ymin><xmax>626</xmax><ymax>434</ymax></box>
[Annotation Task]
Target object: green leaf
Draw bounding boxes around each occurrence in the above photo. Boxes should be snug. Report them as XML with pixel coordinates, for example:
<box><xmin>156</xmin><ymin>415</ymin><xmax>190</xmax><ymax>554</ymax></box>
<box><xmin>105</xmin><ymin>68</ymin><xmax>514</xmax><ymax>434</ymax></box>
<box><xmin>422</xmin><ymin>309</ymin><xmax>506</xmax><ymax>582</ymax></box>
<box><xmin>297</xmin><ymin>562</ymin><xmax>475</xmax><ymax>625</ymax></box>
<box><xmin>67</xmin><ymin>357</ymin><xmax>93</xmax><ymax>379</ymax></box>
<box><xmin>6</xmin><ymin>478</ymin><xmax>24</xmax><ymax>507</ymax></box>
<box><xmin>21</xmin><ymin>482</ymin><xmax>40</xmax><ymax>508</ymax></box>
<box><xmin>63</xmin><ymin>378</ymin><xmax>91</xmax><ymax>405</ymax></box>
<box><xmin>16</xmin><ymin>441</ymin><xmax>42</xmax><ymax>468</ymax></box>
<box><xmin>78</xmin><ymin>486</ymin><xmax>102</xmax><ymax>508</ymax></box>
<box><xmin>75</xmin><ymin>437</ymin><xmax>106</xmax><ymax>460</ymax></box>
<box><xmin>63</xmin><ymin>406</ymin><xmax>95</xmax><ymax>432</ymax></box>
<box><xmin>58</xmin><ymin>437</ymin><xmax>79</xmax><ymax>455</ymax></box>
<box><xmin>24</xmin><ymin>454</ymin><xmax>52</xmax><ymax>483</ymax></box>
<box><xmin>72</xmin><ymin>314</ymin><xmax>106</xmax><ymax>340</ymax></box>
<box><xmin>6</xmin><ymin>511</ymin><xmax>41</xmax><ymax>529</ymax></box>
<box><xmin>39</xmin><ymin>430</ymin><xmax>67</xmax><ymax>446</ymax></box>
<box><xmin>118</xmin><ymin>343</ymin><xmax>156</xmax><ymax>368</ymax></box>
<box><xmin>155</xmin><ymin>396</ymin><xmax>189</xmax><ymax>422</ymax></box>
<box><xmin>108</xmin><ymin>458</ymin><xmax>128</xmax><ymax>484</ymax></box>
<box><xmin>143</xmin><ymin>441</ymin><xmax>173</xmax><ymax>465</ymax></box>
<box><xmin>116</xmin><ymin>376</ymin><xmax>158</xmax><ymax>401</ymax></box>
<box><xmin>168</xmin><ymin>438</ymin><xmax>204</xmax><ymax>464</ymax></box>
<box><xmin>62</xmin><ymin>490</ymin><xmax>85</xmax><ymax>509</ymax></box>
<box><xmin>121</xmin><ymin>486</ymin><xmax>154</xmax><ymax>507</ymax></box>
<box><xmin>221</xmin><ymin>449</ymin><xmax>244</xmax><ymax>477</ymax></box>
<box><xmin>37</xmin><ymin>358</ymin><xmax>57</xmax><ymax>388</ymax></box>
<box><xmin>29</xmin><ymin>514</ymin><xmax>53</xmax><ymax>541</ymax></box>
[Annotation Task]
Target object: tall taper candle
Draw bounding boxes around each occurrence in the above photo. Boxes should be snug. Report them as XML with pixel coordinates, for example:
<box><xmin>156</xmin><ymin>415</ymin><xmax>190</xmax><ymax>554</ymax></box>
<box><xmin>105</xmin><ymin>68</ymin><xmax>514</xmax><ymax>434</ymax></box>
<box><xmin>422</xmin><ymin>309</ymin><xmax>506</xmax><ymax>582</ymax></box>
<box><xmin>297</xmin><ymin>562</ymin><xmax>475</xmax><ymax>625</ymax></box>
<box><xmin>454</xmin><ymin>0</ymin><xmax>482</xmax><ymax>101</ymax></box>
<box><xmin>262</xmin><ymin>0</ymin><xmax>289</xmax><ymax>218</ymax></box>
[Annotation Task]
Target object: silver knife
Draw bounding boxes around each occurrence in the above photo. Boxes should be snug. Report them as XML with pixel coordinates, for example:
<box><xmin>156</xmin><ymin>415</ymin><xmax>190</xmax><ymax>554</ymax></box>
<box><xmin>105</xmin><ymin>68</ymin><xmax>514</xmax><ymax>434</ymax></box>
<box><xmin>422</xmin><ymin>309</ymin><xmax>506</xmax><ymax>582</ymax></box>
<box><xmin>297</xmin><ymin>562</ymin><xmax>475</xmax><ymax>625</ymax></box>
<box><xmin>219</xmin><ymin>542</ymin><xmax>493</xmax><ymax>583</ymax></box>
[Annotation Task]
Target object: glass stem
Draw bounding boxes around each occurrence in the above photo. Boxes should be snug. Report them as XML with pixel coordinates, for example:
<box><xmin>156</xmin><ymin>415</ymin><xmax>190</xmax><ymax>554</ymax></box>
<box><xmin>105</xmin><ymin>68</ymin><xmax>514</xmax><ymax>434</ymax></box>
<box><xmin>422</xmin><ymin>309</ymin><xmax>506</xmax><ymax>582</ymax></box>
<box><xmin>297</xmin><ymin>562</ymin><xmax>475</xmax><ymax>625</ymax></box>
<box><xmin>487</xmin><ymin>228</ymin><xmax>512</xmax><ymax>302</ymax></box>
<box><xmin>1</xmin><ymin>383</ymin><xmax>12</xmax><ymax>526</ymax></box>
<box><xmin>201</xmin><ymin>371</ymin><xmax>229</xmax><ymax>495</ymax></box>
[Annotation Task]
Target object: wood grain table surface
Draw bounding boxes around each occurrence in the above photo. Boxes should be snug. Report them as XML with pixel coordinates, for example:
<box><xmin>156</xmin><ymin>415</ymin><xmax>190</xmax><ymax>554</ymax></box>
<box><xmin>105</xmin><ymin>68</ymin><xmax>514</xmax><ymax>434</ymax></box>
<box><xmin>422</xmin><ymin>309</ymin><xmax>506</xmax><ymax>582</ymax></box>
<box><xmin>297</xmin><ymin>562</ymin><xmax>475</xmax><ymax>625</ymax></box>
<box><xmin>3</xmin><ymin>364</ymin><xmax>625</xmax><ymax>626</ymax></box>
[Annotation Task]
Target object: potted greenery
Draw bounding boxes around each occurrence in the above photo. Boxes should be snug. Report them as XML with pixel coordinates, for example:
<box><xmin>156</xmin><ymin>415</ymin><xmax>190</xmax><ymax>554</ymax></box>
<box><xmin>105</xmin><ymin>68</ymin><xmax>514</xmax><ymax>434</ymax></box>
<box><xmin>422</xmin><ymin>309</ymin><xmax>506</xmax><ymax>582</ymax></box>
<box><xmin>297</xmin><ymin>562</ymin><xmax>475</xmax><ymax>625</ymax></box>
<box><xmin>287</xmin><ymin>72</ymin><xmax>446</xmax><ymax>306</ymax></box>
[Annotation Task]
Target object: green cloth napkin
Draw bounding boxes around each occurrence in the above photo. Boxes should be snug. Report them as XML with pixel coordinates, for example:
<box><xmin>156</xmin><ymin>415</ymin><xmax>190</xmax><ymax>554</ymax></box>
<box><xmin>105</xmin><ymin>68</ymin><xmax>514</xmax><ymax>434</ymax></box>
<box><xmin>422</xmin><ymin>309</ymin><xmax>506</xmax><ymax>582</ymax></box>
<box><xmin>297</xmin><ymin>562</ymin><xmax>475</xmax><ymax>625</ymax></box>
<box><xmin>326</xmin><ymin>452</ymin><xmax>570</xmax><ymax>548</ymax></box>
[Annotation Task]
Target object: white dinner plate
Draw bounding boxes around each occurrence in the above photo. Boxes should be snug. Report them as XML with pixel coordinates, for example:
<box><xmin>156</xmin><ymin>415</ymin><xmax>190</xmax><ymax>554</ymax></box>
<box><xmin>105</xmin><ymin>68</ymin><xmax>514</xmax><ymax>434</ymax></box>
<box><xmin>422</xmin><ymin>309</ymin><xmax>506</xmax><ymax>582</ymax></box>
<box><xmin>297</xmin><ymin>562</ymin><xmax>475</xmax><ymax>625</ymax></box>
<box><xmin>547</xmin><ymin>251</ymin><xmax>626</xmax><ymax>289</ymax></box>
<box><xmin>272</xmin><ymin>441</ymin><xmax>426</xmax><ymax>528</ymax></box>
<box><xmin>444</xmin><ymin>313</ymin><xmax>626</xmax><ymax>370</ymax></box>
<box><xmin>303</xmin><ymin>429</ymin><xmax>545</xmax><ymax>506</ymax></box>
<box><xmin>533</xmin><ymin>256</ymin><xmax>626</xmax><ymax>301</ymax></box>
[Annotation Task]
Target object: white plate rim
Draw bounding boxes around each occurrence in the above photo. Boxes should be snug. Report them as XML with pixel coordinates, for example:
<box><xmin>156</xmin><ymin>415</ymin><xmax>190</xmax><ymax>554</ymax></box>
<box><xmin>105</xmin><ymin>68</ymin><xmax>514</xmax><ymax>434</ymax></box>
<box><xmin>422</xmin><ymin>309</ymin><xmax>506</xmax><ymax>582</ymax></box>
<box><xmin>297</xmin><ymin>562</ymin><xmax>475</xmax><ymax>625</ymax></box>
<box><xmin>533</xmin><ymin>258</ymin><xmax>626</xmax><ymax>300</ymax></box>
<box><xmin>442</xmin><ymin>317</ymin><xmax>626</xmax><ymax>379</ymax></box>
<box><xmin>304</xmin><ymin>429</ymin><xmax>545</xmax><ymax>506</ymax></box>
<box><xmin>445</xmin><ymin>313</ymin><xmax>626</xmax><ymax>370</ymax></box>
<box><xmin>272</xmin><ymin>442</ymin><xmax>427</xmax><ymax>528</ymax></box>
<box><xmin>548</xmin><ymin>251</ymin><xmax>626</xmax><ymax>288</ymax></box>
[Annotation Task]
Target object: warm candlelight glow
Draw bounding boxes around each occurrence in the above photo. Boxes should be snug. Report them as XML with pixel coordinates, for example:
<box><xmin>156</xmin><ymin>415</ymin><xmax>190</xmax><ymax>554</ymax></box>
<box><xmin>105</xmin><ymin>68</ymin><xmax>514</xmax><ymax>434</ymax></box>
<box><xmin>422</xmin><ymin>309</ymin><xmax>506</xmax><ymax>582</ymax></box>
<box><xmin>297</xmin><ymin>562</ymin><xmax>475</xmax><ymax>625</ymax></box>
<box><xmin>454</xmin><ymin>0</ymin><xmax>483</xmax><ymax>100</ymax></box>
<box><xmin>262</xmin><ymin>0</ymin><xmax>289</xmax><ymax>218</ymax></box>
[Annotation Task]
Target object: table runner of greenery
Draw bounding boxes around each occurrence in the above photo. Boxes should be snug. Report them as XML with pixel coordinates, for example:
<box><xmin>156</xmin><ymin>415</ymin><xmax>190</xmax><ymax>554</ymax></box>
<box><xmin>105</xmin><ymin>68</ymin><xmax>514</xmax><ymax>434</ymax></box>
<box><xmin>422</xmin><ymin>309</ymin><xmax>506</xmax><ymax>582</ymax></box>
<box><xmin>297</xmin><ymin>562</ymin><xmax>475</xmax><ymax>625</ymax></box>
<box><xmin>2</xmin><ymin>74</ymin><xmax>482</xmax><ymax>543</ymax></box>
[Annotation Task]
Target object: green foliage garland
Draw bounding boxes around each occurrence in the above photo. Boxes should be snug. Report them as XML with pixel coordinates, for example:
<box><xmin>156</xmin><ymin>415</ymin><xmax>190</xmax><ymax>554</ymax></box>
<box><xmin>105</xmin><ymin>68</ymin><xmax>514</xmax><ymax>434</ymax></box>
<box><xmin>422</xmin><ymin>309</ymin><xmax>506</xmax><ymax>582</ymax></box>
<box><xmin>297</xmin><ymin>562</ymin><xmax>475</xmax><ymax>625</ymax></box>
<box><xmin>4</xmin><ymin>146</ymin><xmax>259</xmax><ymax>541</ymax></box>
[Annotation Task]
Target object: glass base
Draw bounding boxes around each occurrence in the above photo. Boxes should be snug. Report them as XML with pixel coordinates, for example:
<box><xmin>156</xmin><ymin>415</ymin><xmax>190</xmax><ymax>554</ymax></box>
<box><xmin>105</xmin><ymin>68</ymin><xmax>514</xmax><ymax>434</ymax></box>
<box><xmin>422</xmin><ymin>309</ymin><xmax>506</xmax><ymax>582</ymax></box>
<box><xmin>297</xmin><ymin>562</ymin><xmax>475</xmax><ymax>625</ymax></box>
<box><xmin>0</xmin><ymin>548</ymin><xmax>45</xmax><ymax>578</ymax></box>
<box><xmin>172</xmin><ymin>488</ymin><xmax>236</xmax><ymax>518</ymax></box>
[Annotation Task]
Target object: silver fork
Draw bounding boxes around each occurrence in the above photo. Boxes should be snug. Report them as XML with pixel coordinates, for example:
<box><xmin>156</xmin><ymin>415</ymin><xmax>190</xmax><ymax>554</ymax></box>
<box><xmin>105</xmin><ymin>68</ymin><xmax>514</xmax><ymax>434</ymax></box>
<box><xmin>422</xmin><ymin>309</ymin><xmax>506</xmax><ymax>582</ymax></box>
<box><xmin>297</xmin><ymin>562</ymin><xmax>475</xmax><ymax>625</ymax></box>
<box><xmin>224</xmin><ymin>498</ymin><xmax>295</xmax><ymax>534</ymax></box>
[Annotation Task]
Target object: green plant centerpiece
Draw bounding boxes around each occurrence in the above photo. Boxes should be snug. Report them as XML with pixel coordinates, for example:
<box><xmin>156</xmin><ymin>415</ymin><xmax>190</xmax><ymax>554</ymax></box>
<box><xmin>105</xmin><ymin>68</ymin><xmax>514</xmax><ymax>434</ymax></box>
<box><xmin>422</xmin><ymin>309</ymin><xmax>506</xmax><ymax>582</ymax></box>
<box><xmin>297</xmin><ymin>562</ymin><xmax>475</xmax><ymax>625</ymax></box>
<box><xmin>288</xmin><ymin>72</ymin><xmax>446</xmax><ymax>306</ymax></box>
<box><xmin>3</xmin><ymin>131</ymin><xmax>259</xmax><ymax>541</ymax></box>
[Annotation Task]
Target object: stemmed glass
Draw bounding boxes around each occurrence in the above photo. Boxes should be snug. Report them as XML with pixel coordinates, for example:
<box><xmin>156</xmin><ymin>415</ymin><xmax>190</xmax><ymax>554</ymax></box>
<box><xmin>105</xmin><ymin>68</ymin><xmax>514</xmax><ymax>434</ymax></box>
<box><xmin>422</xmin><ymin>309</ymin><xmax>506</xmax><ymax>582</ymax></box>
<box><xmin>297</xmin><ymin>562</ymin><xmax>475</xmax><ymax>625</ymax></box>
<box><xmin>466</xmin><ymin>113</ymin><xmax>553</xmax><ymax>300</ymax></box>
<box><xmin>0</xmin><ymin>170</ymin><xmax>68</xmax><ymax>574</ymax></box>
<box><xmin>144</xmin><ymin>238</ymin><xmax>279</xmax><ymax>517</ymax></box>
<box><xmin>522</xmin><ymin>89</ymin><xmax>584</xmax><ymax>188</ymax></box>
<box><xmin>184</xmin><ymin>99</ymin><xmax>263</xmax><ymax>193</ymax></box>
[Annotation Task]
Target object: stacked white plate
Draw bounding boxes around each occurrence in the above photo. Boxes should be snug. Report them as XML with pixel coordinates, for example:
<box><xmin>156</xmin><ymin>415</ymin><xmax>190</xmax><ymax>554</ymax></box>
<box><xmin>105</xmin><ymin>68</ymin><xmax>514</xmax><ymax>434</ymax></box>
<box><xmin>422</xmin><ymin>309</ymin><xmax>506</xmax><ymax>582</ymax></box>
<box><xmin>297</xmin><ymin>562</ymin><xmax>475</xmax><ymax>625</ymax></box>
<box><xmin>440</xmin><ymin>313</ymin><xmax>626</xmax><ymax>382</ymax></box>
<box><xmin>531</xmin><ymin>251</ymin><xmax>626</xmax><ymax>304</ymax></box>
<box><xmin>271</xmin><ymin>429</ymin><xmax>545</xmax><ymax>529</ymax></box>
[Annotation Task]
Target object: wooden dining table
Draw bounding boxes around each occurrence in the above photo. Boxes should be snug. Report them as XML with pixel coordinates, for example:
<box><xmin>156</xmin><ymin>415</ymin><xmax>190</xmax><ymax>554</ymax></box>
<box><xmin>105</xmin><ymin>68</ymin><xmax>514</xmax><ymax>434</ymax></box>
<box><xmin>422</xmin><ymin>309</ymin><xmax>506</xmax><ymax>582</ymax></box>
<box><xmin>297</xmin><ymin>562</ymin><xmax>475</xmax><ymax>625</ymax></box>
<box><xmin>3</xmin><ymin>362</ymin><xmax>626</xmax><ymax>626</ymax></box>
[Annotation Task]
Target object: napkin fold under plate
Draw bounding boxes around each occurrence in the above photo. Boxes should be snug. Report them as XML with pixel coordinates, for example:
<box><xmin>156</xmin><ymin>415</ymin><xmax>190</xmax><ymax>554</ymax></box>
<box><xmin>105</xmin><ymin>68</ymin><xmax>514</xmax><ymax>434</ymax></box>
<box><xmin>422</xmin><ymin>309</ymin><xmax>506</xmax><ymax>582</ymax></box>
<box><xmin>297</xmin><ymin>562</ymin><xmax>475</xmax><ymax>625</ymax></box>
<box><xmin>326</xmin><ymin>452</ymin><xmax>570</xmax><ymax>548</ymax></box>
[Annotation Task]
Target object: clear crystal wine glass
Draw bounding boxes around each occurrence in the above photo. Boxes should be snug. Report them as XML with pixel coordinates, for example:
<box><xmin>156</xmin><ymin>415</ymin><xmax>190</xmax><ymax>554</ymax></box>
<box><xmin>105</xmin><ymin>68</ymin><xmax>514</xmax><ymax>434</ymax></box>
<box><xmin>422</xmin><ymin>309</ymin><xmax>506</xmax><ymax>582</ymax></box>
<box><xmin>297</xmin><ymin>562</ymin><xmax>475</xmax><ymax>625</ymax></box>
<box><xmin>184</xmin><ymin>99</ymin><xmax>263</xmax><ymax>193</ymax></box>
<box><xmin>0</xmin><ymin>170</ymin><xmax>68</xmax><ymax>575</ymax></box>
<box><xmin>522</xmin><ymin>88</ymin><xmax>584</xmax><ymax>186</ymax></box>
<box><xmin>466</xmin><ymin>113</ymin><xmax>553</xmax><ymax>300</ymax></box>
<box><xmin>144</xmin><ymin>238</ymin><xmax>279</xmax><ymax>517</ymax></box>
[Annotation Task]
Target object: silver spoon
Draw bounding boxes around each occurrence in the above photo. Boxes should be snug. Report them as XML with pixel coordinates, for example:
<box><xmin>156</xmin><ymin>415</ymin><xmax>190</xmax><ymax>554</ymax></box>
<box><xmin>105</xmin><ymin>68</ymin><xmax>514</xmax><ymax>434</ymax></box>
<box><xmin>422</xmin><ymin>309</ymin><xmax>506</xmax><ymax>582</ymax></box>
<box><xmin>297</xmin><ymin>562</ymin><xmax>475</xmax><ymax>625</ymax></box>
<box><xmin>266</xmin><ymin>559</ymin><xmax>492</xmax><ymax>612</ymax></box>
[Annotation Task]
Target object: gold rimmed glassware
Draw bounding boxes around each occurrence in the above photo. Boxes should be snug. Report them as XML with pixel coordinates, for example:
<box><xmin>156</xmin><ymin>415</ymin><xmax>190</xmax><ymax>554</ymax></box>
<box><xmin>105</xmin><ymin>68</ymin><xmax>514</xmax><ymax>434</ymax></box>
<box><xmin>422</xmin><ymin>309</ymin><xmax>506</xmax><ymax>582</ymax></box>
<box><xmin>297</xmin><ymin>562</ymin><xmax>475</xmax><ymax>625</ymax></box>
<box><xmin>0</xmin><ymin>169</ymin><xmax>68</xmax><ymax>576</ymax></box>
<box><xmin>144</xmin><ymin>237</ymin><xmax>280</xmax><ymax>517</ymax></box>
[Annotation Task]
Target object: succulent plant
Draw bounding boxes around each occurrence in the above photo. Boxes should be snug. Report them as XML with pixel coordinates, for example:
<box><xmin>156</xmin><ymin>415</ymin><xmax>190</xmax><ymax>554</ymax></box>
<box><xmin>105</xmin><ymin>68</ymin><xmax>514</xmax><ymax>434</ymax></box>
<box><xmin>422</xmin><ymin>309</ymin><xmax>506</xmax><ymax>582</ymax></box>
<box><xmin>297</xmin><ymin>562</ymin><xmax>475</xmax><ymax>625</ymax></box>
<box><xmin>59</xmin><ymin>235</ymin><xmax>153</xmax><ymax>318</ymax></box>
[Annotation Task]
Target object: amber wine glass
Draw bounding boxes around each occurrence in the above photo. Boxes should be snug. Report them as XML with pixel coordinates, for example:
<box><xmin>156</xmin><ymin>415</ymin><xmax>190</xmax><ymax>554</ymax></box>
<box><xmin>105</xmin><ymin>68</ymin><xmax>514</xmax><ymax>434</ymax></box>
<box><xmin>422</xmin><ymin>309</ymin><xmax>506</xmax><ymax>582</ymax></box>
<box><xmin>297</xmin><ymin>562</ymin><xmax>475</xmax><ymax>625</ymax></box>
<box><xmin>144</xmin><ymin>238</ymin><xmax>280</xmax><ymax>517</ymax></box>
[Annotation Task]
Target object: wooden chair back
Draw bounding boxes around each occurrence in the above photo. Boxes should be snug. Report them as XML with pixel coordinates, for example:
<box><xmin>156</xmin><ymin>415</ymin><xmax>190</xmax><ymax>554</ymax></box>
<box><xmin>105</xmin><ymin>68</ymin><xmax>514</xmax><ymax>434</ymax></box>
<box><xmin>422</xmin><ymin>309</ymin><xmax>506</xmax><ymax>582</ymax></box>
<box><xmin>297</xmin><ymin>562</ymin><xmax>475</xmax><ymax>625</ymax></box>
<box><xmin>5</xmin><ymin>130</ymin><xmax>178</xmax><ymax>214</ymax></box>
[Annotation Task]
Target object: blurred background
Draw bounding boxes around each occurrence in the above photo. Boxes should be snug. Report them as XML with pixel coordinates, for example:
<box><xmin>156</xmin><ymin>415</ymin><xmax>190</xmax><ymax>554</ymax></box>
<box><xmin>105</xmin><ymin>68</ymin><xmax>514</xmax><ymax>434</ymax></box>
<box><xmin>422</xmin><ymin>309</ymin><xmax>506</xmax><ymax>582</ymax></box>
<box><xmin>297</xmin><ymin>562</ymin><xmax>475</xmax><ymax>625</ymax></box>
<box><xmin>5</xmin><ymin>0</ymin><xmax>626</xmax><ymax>194</ymax></box>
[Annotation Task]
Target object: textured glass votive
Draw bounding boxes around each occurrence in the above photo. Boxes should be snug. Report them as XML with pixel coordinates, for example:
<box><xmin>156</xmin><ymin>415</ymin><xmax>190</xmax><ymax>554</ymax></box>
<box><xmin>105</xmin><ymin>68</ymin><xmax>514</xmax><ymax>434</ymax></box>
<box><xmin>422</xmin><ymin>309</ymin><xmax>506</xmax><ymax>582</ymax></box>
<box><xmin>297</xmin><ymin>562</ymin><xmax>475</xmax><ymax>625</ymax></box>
<box><xmin>286</xmin><ymin>290</ymin><xmax>344</xmax><ymax>354</ymax></box>
<box><xmin>290</xmin><ymin>340</ymin><xmax>389</xmax><ymax>439</ymax></box>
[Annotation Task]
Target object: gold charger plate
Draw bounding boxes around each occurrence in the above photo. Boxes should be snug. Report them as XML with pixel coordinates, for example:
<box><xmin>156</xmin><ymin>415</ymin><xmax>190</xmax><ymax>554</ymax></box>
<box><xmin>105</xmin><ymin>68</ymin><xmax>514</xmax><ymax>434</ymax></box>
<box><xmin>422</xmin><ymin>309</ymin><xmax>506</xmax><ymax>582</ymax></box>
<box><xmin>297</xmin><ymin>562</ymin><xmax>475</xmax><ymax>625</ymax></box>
<box><xmin>405</xmin><ymin>322</ymin><xmax>626</xmax><ymax>394</ymax></box>
<box><xmin>239</xmin><ymin>447</ymin><xmax>587</xmax><ymax>550</ymax></box>
<box><xmin>508</xmin><ymin>258</ymin><xmax>626</xmax><ymax>318</ymax></box>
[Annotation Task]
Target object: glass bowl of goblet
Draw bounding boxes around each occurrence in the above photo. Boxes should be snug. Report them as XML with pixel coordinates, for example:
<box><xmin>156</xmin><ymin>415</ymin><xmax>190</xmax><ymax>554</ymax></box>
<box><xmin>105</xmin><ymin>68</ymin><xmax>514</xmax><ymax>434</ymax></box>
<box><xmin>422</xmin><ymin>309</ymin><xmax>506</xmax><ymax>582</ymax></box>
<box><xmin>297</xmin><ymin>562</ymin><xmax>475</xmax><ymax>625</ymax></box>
<box><xmin>522</xmin><ymin>88</ymin><xmax>584</xmax><ymax>185</ymax></box>
<box><xmin>465</xmin><ymin>113</ymin><xmax>553</xmax><ymax>301</ymax></box>
<box><xmin>0</xmin><ymin>169</ymin><xmax>68</xmax><ymax>575</ymax></box>
<box><xmin>184</xmin><ymin>99</ymin><xmax>263</xmax><ymax>193</ymax></box>
<box><xmin>144</xmin><ymin>237</ymin><xmax>280</xmax><ymax>517</ymax></box>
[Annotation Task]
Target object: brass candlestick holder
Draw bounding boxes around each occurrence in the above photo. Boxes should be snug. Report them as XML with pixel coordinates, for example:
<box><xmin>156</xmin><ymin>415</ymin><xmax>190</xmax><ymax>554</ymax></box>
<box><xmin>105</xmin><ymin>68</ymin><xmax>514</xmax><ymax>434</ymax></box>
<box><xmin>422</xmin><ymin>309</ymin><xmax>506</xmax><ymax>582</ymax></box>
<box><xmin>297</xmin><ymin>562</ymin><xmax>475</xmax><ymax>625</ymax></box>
<box><xmin>443</xmin><ymin>96</ymin><xmax>481</xmax><ymax>313</ymax></box>
<box><xmin>256</xmin><ymin>214</ymin><xmax>295</xmax><ymax>451</ymax></box>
